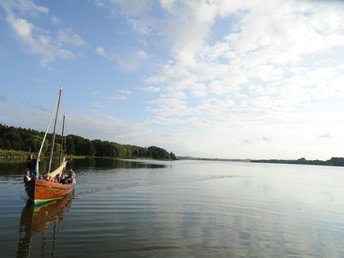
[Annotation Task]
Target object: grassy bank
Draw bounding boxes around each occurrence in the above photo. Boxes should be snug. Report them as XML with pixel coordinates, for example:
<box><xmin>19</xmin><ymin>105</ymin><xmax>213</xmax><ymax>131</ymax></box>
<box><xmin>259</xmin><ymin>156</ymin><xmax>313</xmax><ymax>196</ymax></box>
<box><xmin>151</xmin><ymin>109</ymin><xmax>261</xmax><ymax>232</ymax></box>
<box><xmin>0</xmin><ymin>150</ymin><xmax>92</xmax><ymax>160</ymax></box>
<box><xmin>0</xmin><ymin>150</ymin><xmax>28</xmax><ymax>159</ymax></box>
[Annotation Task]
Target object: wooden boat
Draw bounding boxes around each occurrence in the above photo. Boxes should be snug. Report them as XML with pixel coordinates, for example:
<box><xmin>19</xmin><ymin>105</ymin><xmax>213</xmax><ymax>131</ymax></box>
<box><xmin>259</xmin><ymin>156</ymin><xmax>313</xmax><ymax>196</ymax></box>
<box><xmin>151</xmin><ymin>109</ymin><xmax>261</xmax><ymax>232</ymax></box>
<box><xmin>25</xmin><ymin>165</ymin><xmax>74</xmax><ymax>205</ymax></box>
<box><xmin>24</xmin><ymin>87</ymin><xmax>75</xmax><ymax>205</ymax></box>
<box><xmin>25</xmin><ymin>180</ymin><xmax>74</xmax><ymax>205</ymax></box>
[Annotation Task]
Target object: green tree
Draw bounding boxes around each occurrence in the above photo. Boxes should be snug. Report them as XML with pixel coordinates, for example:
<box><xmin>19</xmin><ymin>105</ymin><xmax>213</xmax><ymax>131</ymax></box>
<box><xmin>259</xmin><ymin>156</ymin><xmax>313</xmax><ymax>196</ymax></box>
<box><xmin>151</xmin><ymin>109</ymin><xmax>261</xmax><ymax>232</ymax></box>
<box><xmin>66</xmin><ymin>136</ymin><xmax>75</xmax><ymax>155</ymax></box>
<box><xmin>170</xmin><ymin>152</ymin><xmax>177</xmax><ymax>160</ymax></box>
<box><xmin>85</xmin><ymin>141</ymin><xmax>96</xmax><ymax>156</ymax></box>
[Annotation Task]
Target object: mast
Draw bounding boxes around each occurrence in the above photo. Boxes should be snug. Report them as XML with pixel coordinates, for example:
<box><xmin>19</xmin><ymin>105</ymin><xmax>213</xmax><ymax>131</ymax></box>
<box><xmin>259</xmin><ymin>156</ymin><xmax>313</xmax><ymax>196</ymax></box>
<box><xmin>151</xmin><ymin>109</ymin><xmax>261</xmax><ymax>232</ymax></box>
<box><xmin>59</xmin><ymin>114</ymin><xmax>65</xmax><ymax>165</ymax></box>
<box><xmin>35</xmin><ymin>92</ymin><xmax>60</xmax><ymax>176</ymax></box>
<box><xmin>48</xmin><ymin>87</ymin><xmax>63</xmax><ymax>173</ymax></box>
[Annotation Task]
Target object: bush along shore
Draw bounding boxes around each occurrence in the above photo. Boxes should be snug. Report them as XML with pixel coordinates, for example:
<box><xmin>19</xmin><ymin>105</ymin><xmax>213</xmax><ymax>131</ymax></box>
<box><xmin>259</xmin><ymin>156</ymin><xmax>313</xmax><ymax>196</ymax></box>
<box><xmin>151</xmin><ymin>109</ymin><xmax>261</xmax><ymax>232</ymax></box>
<box><xmin>0</xmin><ymin>124</ymin><xmax>177</xmax><ymax>160</ymax></box>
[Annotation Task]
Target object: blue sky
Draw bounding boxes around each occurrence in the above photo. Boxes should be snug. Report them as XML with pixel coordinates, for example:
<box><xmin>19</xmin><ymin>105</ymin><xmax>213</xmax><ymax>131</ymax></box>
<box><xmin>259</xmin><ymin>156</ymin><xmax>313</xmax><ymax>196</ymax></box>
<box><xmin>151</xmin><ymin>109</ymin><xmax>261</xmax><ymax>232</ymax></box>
<box><xmin>1</xmin><ymin>0</ymin><xmax>344</xmax><ymax>159</ymax></box>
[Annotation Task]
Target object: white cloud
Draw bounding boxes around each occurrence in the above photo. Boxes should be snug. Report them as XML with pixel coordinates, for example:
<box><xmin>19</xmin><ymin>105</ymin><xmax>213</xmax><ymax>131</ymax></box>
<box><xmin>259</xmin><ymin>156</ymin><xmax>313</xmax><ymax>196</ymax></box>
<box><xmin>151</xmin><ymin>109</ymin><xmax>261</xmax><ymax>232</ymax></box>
<box><xmin>35</xmin><ymin>78</ymin><xmax>46</xmax><ymax>83</ymax></box>
<box><xmin>95</xmin><ymin>0</ymin><xmax>153</xmax><ymax>34</ymax></box>
<box><xmin>95</xmin><ymin>47</ymin><xmax>108</xmax><ymax>58</ymax></box>
<box><xmin>109</xmin><ymin>0</ymin><xmax>151</xmax><ymax>17</ymax></box>
<box><xmin>92</xmin><ymin>91</ymin><xmax>99</xmax><ymax>96</ymax></box>
<box><xmin>52</xmin><ymin>16</ymin><xmax>59</xmax><ymax>24</ymax></box>
<box><xmin>143</xmin><ymin>0</ymin><xmax>344</xmax><ymax>122</ymax></box>
<box><xmin>115</xmin><ymin>89</ymin><xmax>132</xmax><ymax>95</ymax></box>
<box><xmin>109</xmin><ymin>95</ymin><xmax>129</xmax><ymax>100</ymax></box>
<box><xmin>139</xmin><ymin>86</ymin><xmax>161</xmax><ymax>92</ymax></box>
<box><xmin>117</xmin><ymin>50</ymin><xmax>148</xmax><ymax>69</ymax></box>
<box><xmin>1</xmin><ymin>1</ymin><xmax>86</xmax><ymax>66</ymax></box>
<box><xmin>137</xmin><ymin>0</ymin><xmax>344</xmax><ymax>158</ymax></box>
<box><xmin>96</xmin><ymin>46</ymin><xmax>148</xmax><ymax>69</ymax></box>
<box><xmin>57</xmin><ymin>28</ymin><xmax>86</xmax><ymax>46</ymax></box>
<box><xmin>0</xmin><ymin>0</ymin><xmax>49</xmax><ymax>16</ymax></box>
<box><xmin>109</xmin><ymin>89</ymin><xmax>132</xmax><ymax>101</ymax></box>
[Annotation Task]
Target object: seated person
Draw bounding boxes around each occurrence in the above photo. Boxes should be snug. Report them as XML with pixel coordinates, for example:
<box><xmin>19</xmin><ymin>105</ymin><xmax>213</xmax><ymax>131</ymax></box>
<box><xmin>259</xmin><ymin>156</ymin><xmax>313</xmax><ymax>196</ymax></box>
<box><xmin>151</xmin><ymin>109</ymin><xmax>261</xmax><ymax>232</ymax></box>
<box><xmin>42</xmin><ymin>173</ymin><xmax>48</xmax><ymax>181</ymax></box>
<box><xmin>60</xmin><ymin>174</ymin><xmax>68</xmax><ymax>184</ymax></box>
<box><xmin>67</xmin><ymin>173</ymin><xmax>76</xmax><ymax>184</ymax></box>
<box><xmin>23</xmin><ymin>171</ymin><xmax>31</xmax><ymax>183</ymax></box>
<box><xmin>54</xmin><ymin>175</ymin><xmax>60</xmax><ymax>183</ymax></box>
<box><xmin>47</xmin><ymin>176</ymin><xmax>54</xmax><ymax>182</ymax></box>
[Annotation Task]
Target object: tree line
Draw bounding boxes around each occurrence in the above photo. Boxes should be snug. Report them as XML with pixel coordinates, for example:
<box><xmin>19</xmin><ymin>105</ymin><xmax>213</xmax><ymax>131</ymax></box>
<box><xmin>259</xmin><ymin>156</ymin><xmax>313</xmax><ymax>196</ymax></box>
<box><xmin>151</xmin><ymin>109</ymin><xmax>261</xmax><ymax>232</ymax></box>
<box><xmin>0</xmin><ymin>124</ymin><xmax>176</xmax><ymax>160</ymax></box>
<box><xmin>251</xmin><ymin>157</ymin><xmax>344</xmax><ymax>166</ymax></box>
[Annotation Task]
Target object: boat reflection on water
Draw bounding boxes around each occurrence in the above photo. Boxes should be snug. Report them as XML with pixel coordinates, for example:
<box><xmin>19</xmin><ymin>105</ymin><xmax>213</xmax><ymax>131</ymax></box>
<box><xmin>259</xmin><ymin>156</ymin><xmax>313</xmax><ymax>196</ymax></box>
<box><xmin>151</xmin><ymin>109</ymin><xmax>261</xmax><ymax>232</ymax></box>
<box><xmin>17</xmin><ymin>194</ymin><xmax>73</xmax><ymax>257</ymax></box>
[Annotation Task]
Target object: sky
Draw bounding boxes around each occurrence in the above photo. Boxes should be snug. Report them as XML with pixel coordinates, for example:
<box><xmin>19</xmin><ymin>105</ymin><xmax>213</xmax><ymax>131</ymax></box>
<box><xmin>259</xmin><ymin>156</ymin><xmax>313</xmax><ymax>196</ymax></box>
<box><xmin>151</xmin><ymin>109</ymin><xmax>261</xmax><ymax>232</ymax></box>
<box><xmin>1</xmin><ymin>0</ymin><xmax>344</xmax><ymax>160</ymax></box>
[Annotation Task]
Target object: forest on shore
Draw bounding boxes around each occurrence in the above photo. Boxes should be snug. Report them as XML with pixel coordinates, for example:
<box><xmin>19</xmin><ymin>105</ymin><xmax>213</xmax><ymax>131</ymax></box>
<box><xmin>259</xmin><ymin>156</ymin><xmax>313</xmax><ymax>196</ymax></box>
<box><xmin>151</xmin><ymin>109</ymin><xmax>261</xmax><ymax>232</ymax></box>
<box><xmin>251</xmin><ymin>157</ymin><xmax>344</xmax><ymax>166</ymax></box>
<box><xmin>0</xmin><ymin>124</ymin><xmax>176</xmax><ymax>160</ymax></box>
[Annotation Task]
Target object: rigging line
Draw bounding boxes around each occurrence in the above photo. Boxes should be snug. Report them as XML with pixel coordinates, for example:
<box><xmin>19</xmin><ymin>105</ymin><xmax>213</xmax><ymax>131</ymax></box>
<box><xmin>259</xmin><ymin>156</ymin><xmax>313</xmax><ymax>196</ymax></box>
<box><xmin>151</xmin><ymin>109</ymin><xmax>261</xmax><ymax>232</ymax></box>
<box><xmin>35</xmin><ymin>92</ymin><xmax>60</xmax><ymax>174</ymax></box>
<box><xmin>48</xmin><ymin>87</ymin><xmax>63</xmax><ymax>173</ymax></box>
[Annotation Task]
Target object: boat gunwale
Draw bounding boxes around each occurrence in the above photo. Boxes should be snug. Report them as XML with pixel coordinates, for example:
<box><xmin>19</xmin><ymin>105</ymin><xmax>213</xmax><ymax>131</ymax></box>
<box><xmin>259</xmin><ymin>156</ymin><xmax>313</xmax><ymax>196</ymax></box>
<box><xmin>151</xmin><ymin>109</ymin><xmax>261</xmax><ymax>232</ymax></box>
<box><xmin>35</xmin><ymin>179</ymin><xmax>74</xmax><ymax>190</ymax></box>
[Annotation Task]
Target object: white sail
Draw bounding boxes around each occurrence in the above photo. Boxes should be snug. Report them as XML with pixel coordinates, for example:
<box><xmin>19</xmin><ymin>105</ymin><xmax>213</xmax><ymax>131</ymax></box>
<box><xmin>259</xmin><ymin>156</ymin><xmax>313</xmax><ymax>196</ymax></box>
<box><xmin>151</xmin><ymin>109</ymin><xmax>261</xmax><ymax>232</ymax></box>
<box><xmin>48</xmin><ymin>158</ymin><xmax>67</xmax><ymax>178</ymax></box>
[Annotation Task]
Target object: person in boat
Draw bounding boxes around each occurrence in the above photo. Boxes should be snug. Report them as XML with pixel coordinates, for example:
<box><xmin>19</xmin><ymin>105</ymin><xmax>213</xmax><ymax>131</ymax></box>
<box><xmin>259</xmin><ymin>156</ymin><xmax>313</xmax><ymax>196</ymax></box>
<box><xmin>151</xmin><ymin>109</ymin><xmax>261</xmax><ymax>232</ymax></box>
<box><xmin>23</xmin><ymin>171</ymin><xmax>31</xmax><ymax>183</ymax></box>
<box><xmin>68</xmin><ymin>172</ymin><xmax>76</xmax><ymax>184</ymax></box>
<box><xmin>42</xmin><ymin>173</ymin><xmax>48</xmax><ymax>181</ymax></box>
<box><xmin>60</xmin><ymin>173</ymin><xmax>68</xmax><ymax>184</ymax></box>
<box><xmin>26</xmin><ymin>153</ymin><xmax>39</xmax><ymax>179</ymax></box>
<box><xmin>47</xmin><ymin>176</ymin><xmax>54</xmax><ymax>182</ymax></box>
<box><xmin>54</xmin><ymin>174</ymin><xmax>60</xmax><ymax>183</ymax></box>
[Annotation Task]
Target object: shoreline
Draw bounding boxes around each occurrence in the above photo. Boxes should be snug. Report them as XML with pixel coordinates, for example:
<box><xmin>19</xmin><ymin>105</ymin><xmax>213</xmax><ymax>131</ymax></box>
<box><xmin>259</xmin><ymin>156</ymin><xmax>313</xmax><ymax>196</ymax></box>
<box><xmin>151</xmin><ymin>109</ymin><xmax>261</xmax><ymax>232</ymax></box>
<box><xmin>0</xmin><ymin>150</ymin><xmax>175</xmax><ymax>161</ymax></box>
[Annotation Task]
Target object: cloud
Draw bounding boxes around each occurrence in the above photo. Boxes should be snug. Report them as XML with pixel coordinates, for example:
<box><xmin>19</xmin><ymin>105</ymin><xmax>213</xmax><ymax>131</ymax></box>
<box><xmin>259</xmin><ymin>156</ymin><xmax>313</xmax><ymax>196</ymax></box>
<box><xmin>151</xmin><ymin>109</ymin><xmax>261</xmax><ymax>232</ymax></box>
<box><xmin>159</xmin><ymin>0</ymin><xmax>223</xmax><ymax>63</ymax></box>
<box><xmin>92</xmin><ymin>103</ymin><xmax>103</xmax><ymax>109</ymax></box>
<box><xmin>95</xmin><ymin>0</ymin><xmax>153</xmax><ymax>34</ymax></box>
<box><xmin>139</xmin><ymin>0</ymin><xmax>344</xmax><ymax>129</ymax></box>
<box><xmin>52</xmin><ymin>16</ymin><xmax>59</xmax><ymax>24</ymax></box>
<box><xmin>96</xmin><ymin>47</ymin><xmax>148</xmax><ymax>69</ymax></box>
<box><xmin>95</xmin><ymin>0</ymin><xmax>344</xmax><ymax>159</ymax></box>
<box><xmin>0</xmin><ymin>0</ymin><xmax>49</xmax><ymax>17</ymax></box>
<box><xmin>1</xmin><ymin>1</ymin><xmax>86</xmax><ymax>65</ymax></box>
<box><xmin>57</xmin><ymin>28</ymin><xmax>86</xmax><ymax>46</ymax></box>
<box><xmin>92</xmin><ymin>91</ymin><xmax>99</xmax><ymax>96</ymax></box>
<box><xmin>261</xmin><ymin>137</ymin><xmax>271</xmax><ymax>142</ymax></box>
<box><xmin>0</xmin><ymin>95</ymin><xmax>7</xmax><ymax>102</ymax></box>
<box><xmin>109</xmin><ymin>89</ymin><xmax>132</xmax><ymax>100</ymax></box>
<box><xmin>115</xmin><ymin>89</ymin><xmax>132</xmax><ymax>95</ymax></box>
<box><xmin>91</xmin><ymin>103</ymin><xmax>103</xmax><ymax>113</ymax></box>
<box><xmin>319</xmin><ymin>134</ymin><xmax>331</xmax><ymax>138</ymax></box>
<box><xmin>95</xmin><ymin>47</ymin><xmax>108</xmax><ymax>58</ymax></box>
<box><xmin>36</xmin><ymin>78</ymin><xmax>46</xmax><ymax>83</ymax></box>
<box><xmin>6</xmin><ymin>14</ymin><xmax>74</xmax><ymax>65</ymax></box>
<box><xmin>109</xmin><ymin>95</ymin><xmax>129</xmax><ymax>100</ymax></box>
<box><xmin>139</xmin><ymin>86</ymin><xmax>161</xmax><ymax>92</ymax></box>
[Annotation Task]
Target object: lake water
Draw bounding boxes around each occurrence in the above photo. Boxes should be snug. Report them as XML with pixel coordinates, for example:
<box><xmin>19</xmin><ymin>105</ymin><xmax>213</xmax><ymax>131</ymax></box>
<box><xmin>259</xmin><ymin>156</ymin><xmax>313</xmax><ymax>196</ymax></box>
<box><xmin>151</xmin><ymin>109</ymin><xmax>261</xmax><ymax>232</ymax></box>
<box><xmin>0</xmin><ymin>158</ymin><xmax>344</xmax><ymax>257</ymax></box>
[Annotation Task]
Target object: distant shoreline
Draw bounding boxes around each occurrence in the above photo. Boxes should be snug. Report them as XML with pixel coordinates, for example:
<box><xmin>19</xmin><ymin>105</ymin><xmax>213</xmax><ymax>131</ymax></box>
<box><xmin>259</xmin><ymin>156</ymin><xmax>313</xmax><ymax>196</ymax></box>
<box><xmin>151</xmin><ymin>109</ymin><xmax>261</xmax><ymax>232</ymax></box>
<box><xmin>177</xmin><ymin>156</ymin><xmax>344</xmax><ymax>167</ymax></box>
<box><xmin>0</xmin><ymin>150</ymin><xmax>175</xmax><ymax>161</ymax></box>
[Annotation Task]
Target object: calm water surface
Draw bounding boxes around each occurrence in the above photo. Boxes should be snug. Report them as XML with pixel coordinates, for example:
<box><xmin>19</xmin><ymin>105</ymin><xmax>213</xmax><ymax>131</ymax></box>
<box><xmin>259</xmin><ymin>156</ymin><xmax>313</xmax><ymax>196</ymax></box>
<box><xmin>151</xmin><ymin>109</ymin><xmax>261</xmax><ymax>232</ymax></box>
<box><xmin>0</xmin><ymin>158</ymin><xmax>344</xmax><ymax>257</ymax></box>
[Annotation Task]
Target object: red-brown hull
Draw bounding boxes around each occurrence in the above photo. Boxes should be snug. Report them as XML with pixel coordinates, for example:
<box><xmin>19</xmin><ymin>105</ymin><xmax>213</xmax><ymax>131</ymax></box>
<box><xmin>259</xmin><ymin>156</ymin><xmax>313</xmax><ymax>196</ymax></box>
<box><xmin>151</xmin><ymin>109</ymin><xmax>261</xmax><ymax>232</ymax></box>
<box><xmin>25</xmin><ymin>180</ymin><xmax>74</xmax><ymax>205</ymax></box>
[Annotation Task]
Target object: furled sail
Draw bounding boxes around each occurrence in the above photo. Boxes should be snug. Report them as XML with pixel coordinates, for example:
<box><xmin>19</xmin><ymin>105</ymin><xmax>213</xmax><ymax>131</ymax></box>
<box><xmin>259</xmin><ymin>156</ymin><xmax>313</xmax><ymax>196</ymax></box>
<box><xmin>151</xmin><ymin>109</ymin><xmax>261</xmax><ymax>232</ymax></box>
<box><xmin>48</xmin><ymin>158</ymin><xmax>67</xmax><ymax>178</ymax></box>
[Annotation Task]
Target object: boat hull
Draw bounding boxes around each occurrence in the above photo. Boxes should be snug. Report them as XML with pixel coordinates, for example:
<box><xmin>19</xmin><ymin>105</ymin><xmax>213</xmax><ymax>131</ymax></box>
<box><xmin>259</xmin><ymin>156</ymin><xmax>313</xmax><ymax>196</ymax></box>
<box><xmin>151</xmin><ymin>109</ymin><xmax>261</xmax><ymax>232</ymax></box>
<box><xmin>25</xmin><ymin>180</ymin><xmax>74</xmax><ymax>205</ymax></box>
